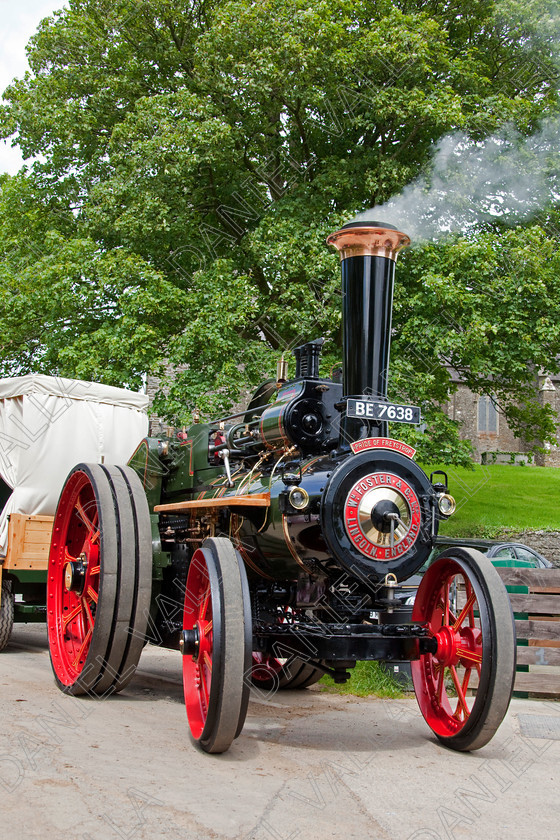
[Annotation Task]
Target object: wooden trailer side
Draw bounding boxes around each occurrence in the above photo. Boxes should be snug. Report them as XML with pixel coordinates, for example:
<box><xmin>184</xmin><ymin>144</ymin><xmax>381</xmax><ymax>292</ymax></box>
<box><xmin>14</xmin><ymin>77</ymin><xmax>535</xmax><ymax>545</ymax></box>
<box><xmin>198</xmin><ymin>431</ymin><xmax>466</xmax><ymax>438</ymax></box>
<box><xmin>3</xmin><ymin>514</ymin><xmax>54</xmax><ymax>570</ymax></box>
<box><xmin>0</xmin><ymin>514</ymin><xmax>53</xmax><ymax>612</ymax></box>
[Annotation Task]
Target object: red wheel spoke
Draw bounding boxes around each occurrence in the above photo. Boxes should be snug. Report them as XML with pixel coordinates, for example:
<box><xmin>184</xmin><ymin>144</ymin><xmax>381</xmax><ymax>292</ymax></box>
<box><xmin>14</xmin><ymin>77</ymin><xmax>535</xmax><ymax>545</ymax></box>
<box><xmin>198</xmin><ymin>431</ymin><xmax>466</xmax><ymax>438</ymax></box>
<box><xmin>452</xmin><ymin>591</ymin><xmax>476</xmax><ymax>632</ymax></box>
<box><xmin>443</xmin><ymin>581</ymin><xmax>450</xmax><ymax>625</ymax></box>
<box><xmin>89</xmin><ymin>565</ymin><xmax>100</xmax><ymax>576</ymax></box>
<box><xmin>200</xmin><ymin>587</ymin><xmax>211</xmax><ymax>620</ymax></box>
<box><xmin>461</xmin><ymin>666</ymin><xmax>473</xmax><ymax>697</ymax></box>
<box><xmin>203</xmin><ymin>651</ymin><xmax>213</xmax><ymax>674</ymax></box>
<box><xmin>203</xmin><ymin>620</ymin><xmax>213</xmax><ymax>637</ymax></box>
<box><xmin>456</xmin><ymin>646</ymin><xmax>482</xmax><ymax>666</ymax></box>
<box><xmin>62</xmin><ymin>603</ymin><xmax>83</xmax><ymax>629</ymax></box>
<box><xmin>82</xmin><ymin>598</ymin><xmax>95</xmax><ymax>630</ymax></box>
<box><xmin>465</xmin><ymin>581</ymin><xmax>476</xmax><ymax>624</ymax></box>
<box><xmin>450</xmin><ymin>665</ymin><xmax>470</xmax><ymax>720</ymax></box>
<box><xmin>436</xmin><ymin>663</ymin><xmax>445</xmax><ymax>704</ymax></box>
<box><xmin>86</xmin><ymin>585</ymin><xmax>98</xmax><ymax>604</ymax></box>
<box><xmin>71</xmin><ymin>627</ymin><xmax>92</xmax><ymax>669</ymax></box>
<box><xmin>200</xmin><ymin>668</ymin><xmax>210</xmax><ymax>712</ymax></box>
<box><xmin>75</xmin><ymin>498</ymin><xmax>98</xmax><ymax>536</ymax></box>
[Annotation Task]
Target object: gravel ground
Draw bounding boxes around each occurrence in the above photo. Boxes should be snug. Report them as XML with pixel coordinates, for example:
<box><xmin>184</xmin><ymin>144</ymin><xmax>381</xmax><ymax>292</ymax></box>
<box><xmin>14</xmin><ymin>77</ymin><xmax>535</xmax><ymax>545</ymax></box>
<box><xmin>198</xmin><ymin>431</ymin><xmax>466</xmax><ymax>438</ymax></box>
<box><xmin>1</xmin><ymin>624</ymin><xmax>559</xmax><ymax>840</ymax></box>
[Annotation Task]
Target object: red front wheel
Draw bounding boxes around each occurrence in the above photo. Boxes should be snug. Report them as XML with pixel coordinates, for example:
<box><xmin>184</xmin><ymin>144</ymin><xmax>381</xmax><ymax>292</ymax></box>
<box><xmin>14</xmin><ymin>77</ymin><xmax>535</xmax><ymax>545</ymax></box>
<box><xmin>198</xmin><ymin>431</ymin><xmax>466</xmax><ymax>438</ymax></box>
<box><xmin>411</xmin><ymin>547</ymin><xmax>515</xmax><ymax>751</ymax></box>
<box><xmin>182</xmin><ymin>538</ymin><xmax>251</xmax><ymax>753</ymax></box>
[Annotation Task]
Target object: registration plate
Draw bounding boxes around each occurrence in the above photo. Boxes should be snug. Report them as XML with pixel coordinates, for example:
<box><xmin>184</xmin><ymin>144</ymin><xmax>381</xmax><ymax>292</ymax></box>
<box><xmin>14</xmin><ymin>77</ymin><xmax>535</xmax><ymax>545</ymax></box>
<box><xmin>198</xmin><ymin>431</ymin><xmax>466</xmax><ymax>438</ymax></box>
<box><xmin>346</xmin><ymin>399</ymin><xmax>421</xmax><ymax>424</ymax></box>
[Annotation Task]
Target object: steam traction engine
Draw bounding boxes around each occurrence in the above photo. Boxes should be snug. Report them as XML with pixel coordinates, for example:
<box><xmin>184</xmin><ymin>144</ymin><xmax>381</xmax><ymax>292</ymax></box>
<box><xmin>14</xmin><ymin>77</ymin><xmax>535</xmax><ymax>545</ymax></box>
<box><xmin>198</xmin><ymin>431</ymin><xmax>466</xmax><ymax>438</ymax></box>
<box><xmin>46</xmin><ymin>222</ymin><xmax>516</xmax><ymax>754</ymax></box>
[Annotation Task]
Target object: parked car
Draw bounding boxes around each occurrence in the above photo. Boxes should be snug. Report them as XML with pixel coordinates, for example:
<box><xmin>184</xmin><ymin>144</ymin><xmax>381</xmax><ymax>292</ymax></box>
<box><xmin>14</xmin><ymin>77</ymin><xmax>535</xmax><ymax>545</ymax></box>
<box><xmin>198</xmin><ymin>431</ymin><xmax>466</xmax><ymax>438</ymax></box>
<box><xmin>380</xmin><ymin>537</ymin><xmax>553</xmax><ymax>688</ymax></box>
<box><xmin>431</xmin><ymin>537</ymin><xmax>552</xmax><ymax>568</ymax></box>
<box><xmin>395</xmin><ymin>537</ymin><xmax>553</xmax><ymax>608</ymax></box>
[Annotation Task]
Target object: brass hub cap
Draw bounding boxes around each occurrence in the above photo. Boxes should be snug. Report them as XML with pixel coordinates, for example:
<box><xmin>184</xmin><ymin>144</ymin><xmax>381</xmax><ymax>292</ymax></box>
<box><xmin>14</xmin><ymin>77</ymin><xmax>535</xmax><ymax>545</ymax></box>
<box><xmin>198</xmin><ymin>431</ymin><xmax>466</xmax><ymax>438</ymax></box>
<box><xmin>63</xmin><ymin>553</ymin><xmax>87</xmax><ymax>594</ymax></box>
<box><xmin>343</xmin><ymin>472</ymin><xmax>421</xmax><ymax>560</ymax></box>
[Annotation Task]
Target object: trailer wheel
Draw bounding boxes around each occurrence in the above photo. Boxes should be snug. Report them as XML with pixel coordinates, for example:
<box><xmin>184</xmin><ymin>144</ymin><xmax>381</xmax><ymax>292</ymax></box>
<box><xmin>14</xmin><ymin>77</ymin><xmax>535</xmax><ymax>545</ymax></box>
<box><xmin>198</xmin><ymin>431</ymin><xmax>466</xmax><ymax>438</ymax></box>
<box><xmin>182</xmin><ymin>538</ymin><xmax>251</xmax><ymax>754</ymax></box>
<box><xmin>47</xmin><ymin>464</ymin><xmax>152</xmax><ymax>696</ymax></box>
<box><xmin>0</xmin><ymin>581</ymin><xmax>14</xmax><ymax>652</ymax></box>
<box><xmin>411</xmin><ymin>547</ymin><xmax>515</xmax><ymax>751</ymax></box>
<box><xmin>251</xmin><ymin>653</ymin><xmax>323</xmax><ymax>690</ymax></box>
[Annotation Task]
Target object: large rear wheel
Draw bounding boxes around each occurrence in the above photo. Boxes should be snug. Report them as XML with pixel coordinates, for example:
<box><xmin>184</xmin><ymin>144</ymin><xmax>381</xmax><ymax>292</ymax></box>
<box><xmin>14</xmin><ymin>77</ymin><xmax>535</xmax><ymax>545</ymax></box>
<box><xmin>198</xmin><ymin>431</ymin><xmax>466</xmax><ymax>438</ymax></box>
<box><xmin>47</xmin><ymin>464</ymin><xmax>152</xmax><ymax>695</ymax></box>
<box><xmin>411</xmin><ymin>547</ymin><xmax>515</xmax><ymax>751</ymax></box>
<box><xmin>182</xmin><ymin>538</ymin><xmax>252</xmax><ymax>753</ymax></box>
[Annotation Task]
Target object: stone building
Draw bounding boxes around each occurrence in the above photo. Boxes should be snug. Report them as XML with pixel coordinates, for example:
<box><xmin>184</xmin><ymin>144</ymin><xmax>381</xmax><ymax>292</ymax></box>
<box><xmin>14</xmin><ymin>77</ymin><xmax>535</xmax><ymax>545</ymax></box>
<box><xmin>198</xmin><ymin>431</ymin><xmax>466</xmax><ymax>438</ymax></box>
<box><xmin>444</xmin><ymin>370</ymin><xmax>560</xmax><ymax>467</ymax></box>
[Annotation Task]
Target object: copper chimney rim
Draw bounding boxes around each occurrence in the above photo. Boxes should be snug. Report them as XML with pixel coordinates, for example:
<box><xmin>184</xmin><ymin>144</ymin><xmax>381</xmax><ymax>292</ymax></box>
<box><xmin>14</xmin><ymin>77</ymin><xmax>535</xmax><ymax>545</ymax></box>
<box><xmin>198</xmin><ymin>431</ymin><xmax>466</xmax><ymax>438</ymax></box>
<box><xmin>327</xmin><ymin>223</ymin><xmax>410</xmax><ymax>262</ymax></box>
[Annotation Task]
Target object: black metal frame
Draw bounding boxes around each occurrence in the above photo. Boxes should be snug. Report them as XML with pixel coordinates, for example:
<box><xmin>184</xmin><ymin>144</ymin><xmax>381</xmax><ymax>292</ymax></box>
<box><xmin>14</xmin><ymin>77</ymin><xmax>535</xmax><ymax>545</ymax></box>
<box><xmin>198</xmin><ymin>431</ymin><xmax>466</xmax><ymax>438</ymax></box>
<box><xmin>254</xmin><ymin>622</ymin><xmax>437</xmax><ymax>662</ymax></box>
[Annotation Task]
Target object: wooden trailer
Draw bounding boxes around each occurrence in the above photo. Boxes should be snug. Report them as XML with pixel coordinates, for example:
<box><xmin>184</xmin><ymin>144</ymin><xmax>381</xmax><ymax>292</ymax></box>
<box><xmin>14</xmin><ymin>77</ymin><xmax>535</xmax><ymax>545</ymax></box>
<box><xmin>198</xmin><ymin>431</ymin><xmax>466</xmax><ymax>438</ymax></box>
<box><xmin>0</xmin><ymin>515</ymin><xmax>54</xmax><ymax>647</ymax></box>
<box><xmin>0</xmin><ymin>375</ymin><xmax>149</xmax><ymax>650</ymax></box>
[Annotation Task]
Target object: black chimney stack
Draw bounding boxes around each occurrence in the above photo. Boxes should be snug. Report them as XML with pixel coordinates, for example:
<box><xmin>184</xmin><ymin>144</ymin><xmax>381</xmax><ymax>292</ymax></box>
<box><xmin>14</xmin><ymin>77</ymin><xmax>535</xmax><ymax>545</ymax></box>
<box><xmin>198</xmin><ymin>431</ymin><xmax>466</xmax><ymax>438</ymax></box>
<box><xmin>327</xmin><ymin>220</ymin><xmax>410</xmax><ymax>443</ymax></box>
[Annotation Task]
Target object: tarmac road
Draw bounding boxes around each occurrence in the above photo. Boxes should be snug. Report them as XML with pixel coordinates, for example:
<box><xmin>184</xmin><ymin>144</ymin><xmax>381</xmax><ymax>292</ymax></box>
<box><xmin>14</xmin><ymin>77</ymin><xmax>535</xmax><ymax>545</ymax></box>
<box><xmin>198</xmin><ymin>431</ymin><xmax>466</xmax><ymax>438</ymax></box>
<box><xmin>1</xmin><ymin>624</ymin><xmax>559</xmax><ymax>840</ymax></box>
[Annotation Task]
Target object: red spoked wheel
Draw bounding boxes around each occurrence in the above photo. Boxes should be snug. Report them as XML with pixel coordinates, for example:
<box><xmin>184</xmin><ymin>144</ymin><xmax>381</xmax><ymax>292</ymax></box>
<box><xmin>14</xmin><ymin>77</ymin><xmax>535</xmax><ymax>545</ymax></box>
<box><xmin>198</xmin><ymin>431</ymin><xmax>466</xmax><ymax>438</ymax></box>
<box><xmin>182</xmin><ymin>538</ymin><xmax>251</xmax><ymax>753</ymax></box>
<box><xmin>250</xmin><ymin>607</ymin><xmax>324</xmax><ymax>691</ymax></box>
<box><xmin>251</xmin><ymin>651</ymin><xmax>284</xmax><ymax>689</ymax></box>
<box><xmin>47</xmin><ymin>464</ymin><xmax>152</xmax><ymax>696</ymax></box>
<box><xmin>251</xmin><ymin>652</ymin><xmax>324</xmax><ymax>690</ymax></box>
<box><xmin>411</xmin><ymin>547</ymin><xmax>515</xmax><ymax>751</ymax></box>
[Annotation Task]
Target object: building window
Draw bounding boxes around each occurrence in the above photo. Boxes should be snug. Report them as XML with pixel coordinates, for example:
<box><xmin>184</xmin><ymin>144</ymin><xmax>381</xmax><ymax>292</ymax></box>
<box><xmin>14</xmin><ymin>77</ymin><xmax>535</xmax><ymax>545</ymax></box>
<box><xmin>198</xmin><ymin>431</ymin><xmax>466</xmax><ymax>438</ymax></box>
<box><xmin>478</xmin><ymin>395</ymin><xmax>498</xmax><ymax>434</ymax></box>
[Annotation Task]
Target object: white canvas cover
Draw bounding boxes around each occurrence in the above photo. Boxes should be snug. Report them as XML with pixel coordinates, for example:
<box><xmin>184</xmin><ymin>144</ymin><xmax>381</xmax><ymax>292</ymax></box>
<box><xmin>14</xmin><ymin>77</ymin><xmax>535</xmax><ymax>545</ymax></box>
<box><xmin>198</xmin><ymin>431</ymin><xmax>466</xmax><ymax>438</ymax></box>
<box><xmin>0</xmin><ymin>374</ymin><xmax>149</xmax><ymax>554</ymax></box>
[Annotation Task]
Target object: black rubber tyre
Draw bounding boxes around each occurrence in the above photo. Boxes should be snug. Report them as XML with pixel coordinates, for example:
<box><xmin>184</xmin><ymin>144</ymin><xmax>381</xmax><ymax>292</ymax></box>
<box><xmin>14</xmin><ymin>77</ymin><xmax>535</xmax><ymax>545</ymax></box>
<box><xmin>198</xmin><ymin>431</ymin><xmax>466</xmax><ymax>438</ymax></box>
<box><xmin>280</xmin><ymin>660</ymin><xmax>324</xmax><ymax>689</ymax></box>
<box><xmin>183</xmin><ymin>537</ymin><xmax>252</xmax><ymax>754</ymax></box>
<box><xmin>47</xmin><ymin>464</ymin><xmax>152</xmax><ymax>696</ymax></box>
<box><xmin>0</xmin><ymin>581</ymin><xmax>14</xmax><ymax>652</ymax></box>
<box><xmin>411</xmin><ymin>547</ymin><xmax>516</xmax><ymax>751</ymax></box>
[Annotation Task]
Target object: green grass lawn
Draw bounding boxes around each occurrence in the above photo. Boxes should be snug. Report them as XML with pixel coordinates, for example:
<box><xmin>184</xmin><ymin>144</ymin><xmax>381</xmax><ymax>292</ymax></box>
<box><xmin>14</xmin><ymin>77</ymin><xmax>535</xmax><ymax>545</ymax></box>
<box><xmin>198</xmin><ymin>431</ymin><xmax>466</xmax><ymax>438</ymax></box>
<box><xmin>319</xmin><ymin>661</ymin><xmax>406</xmax><ymax>698</ymax></box>
<box><xmin>423</xmin><ymin>463</ymin><xmax>560</xmax><ymax>537</ymax></box>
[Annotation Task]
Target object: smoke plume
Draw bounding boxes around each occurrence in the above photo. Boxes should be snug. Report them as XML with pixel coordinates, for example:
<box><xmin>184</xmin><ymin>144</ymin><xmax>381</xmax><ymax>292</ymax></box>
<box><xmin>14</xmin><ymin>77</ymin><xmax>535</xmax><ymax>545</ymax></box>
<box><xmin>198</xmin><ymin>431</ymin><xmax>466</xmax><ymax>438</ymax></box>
<box><xmin>354</xmin><ymin>118</ymin><xmax>560</xmax><ymax>242</ymax></box>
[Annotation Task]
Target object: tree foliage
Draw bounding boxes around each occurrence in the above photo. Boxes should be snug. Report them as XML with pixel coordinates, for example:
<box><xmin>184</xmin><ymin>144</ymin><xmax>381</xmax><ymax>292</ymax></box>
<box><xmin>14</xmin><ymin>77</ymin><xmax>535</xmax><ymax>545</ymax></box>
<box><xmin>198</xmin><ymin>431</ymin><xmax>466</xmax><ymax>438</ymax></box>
<box><xmin>1</xmin><ymin>0</ymin><xmax>559</xmax><ymax>462</ymax></box>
